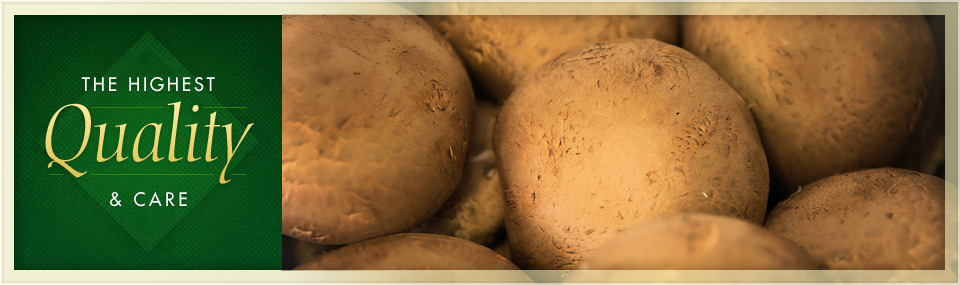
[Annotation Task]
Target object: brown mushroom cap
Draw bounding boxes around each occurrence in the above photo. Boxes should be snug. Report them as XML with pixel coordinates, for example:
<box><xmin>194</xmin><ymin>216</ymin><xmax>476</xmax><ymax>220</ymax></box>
<box><xmin>282</xmin><ymin>235</ymin><xmax>339</xmax><ymax>269</ymax></box>
<box><xmin>493</xmin><ymin>237</ymin><xmax>512</xmax><ymax>260</ymax></box>
<box><xmin>414</xmin><ymin>100</ymin><xmax>505</xmax><ymax>245</ymax></box>
<box><xmin>294</xmin><ymin>233</ymin><xmax>519</xmax><ymax>270</ymax></box>
<box><xmin>581</xmin><ymin>214</ymin><xmax>819</xmax><ymax>270</ymax></box>
<box><xmin>495</xmin><ymin>39</ymin><xmax>769</xmax><ymax>269</ymax></box>
<box><xmin>683</xmin><ymin>16</ymin><xmax>936</xmax><ymax>198</ymax></box>
<box><xmin>425</xmin><ymin>15</ymin><xmax>679</xmax><ymax>101</ymax></box>
<box><xmin>282</xmin><ymin>15</ymin><xmax>474</xmax><ymax>245</ymax></box>
<box><xmin>765</xmin><ymin>167</ymin><xmax>945</xmax><ymax>269</ymax></box>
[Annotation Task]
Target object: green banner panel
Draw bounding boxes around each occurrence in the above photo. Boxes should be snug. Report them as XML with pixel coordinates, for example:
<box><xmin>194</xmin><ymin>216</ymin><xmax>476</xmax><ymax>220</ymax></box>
<box><xmin>14</xmin><ymin>15</ymin><xmax>281</xmax><ymax>270</ymax></box>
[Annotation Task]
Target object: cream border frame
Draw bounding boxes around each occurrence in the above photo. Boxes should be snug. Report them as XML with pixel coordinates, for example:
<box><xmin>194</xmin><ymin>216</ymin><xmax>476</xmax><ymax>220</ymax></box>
<box><xmin>2</xmin><ymin>2</ymin><xmax>957</xmax><ymax>283</ymax></box>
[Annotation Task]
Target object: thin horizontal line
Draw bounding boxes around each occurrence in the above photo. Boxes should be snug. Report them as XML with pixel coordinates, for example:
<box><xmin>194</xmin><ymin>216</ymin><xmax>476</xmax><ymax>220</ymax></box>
<box><xmin>90</xmin><ymin>173</ymin><xmax>214</xmax><ymax>176</ymax></box>
<box><xmin>50</xmin><ymin>173</ymin><xmax>249</xmax><ymax>176</ymax></box>
<box><xmin>91</xmin><ymin>106</ymin><xmax>164</xmax><ymax>109</ymax></box>
<box><xmin>202</xmin><ymin>107</ymin><xmax>247</xmax><ymax>109</ymax></box>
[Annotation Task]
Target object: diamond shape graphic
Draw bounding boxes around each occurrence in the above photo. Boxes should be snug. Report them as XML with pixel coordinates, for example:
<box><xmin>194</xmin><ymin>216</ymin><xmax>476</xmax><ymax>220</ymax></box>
<box><xmin>51</xmin><ymin>33</ymin><xmax>259</xmax><ymax>251</ymax></box>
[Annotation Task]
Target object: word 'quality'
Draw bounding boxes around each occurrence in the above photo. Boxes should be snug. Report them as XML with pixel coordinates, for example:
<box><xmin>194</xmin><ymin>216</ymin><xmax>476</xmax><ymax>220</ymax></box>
<box><xmin>45</xmin><ymin>102</ymin><xmax>252</xmax><ymax>184</ymax></box>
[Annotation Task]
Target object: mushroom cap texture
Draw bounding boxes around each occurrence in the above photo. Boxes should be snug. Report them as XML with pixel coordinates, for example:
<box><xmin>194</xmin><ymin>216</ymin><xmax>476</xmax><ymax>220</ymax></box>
<box><xmin>496</xmin><ymin>39</ymin><xmax>769</xmax><ymax>269</ymax></box>
<box><xmin>765</xmin><ymin>167</ymin><xmax>945</xmax><ymax>269</ymax></box>
<box><xmin>581</xmin><ymin>214</ymin><xmax>819</xmax><ymax>270</ymax></box>
<box><xmin>282</xmin><ymin>15</ymin><xmax>474</xmax><ymax>245</ymax></box>
<box><xmin>683</xmin><ymin>16</ymin><xmax>936</xmax><ymax>197</ymax></box>
<box><xmin>415</xmin><ymin>100</ymin><xmax>505</xmax><ymax>245</ymax></box>
<box><xmin>425</xmin><ymin>15</ymin><xmax>680</xmax><ymax>101</ymax></box>
<box><xmin>294</xmin><ymin>233</ymin><xmax>519</xmax><ymax>270</ymax></box>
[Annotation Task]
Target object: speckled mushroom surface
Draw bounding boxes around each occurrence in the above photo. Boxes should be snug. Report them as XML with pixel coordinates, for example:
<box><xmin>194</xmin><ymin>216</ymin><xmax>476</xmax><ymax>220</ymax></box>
<box><xmin>424</xmin><ymin>15</ymin><xmax>679</xmax><ymax>101</ymax></box>
<box><xmin>282</xmin><ymin>235</ymin><xmax>339</xmax><ymax>269</ymax></box>
<box><xmin>282</xmin><ymin>15</ymin><xmax>474</xmax><ymax>245</ymax></box>
<box><xmin>495</xmin><ymin>39</ymin><xmax>769</xmax><ymax>270</ymax></box>
<box><xmin>581</xmin><ymin>214</ymin><xmax>819</xmax><ymax>270</ymax></box>
<box><xmin>683</xmin><ymin>16</ymin><xmax>936</xmax><ymax>198</ymax></box>
<box><xmin>414</xmin><ymin>100</ymin><xmax>505</xmax><ymax>245</ymax></box>
<box><xmin>294</xmin><ymin>233</ymin><xmax>519</xmax><ymax>270</ymax></box>
<box><xmin>765</xmin><ymin>167</ymin><xmax>945</xmax><ymax>269</ymax></box>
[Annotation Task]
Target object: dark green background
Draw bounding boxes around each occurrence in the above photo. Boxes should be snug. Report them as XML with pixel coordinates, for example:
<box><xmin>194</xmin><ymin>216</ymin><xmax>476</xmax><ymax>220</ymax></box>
<box><xmin>14</xmin><ymin>16</ymin><xmax>280</xmax><ymax>269</ymax></box>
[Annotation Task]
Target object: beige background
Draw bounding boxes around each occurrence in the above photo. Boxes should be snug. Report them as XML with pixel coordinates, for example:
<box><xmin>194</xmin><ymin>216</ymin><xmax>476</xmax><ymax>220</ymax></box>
<box><xmin>2</xmin><ymin>2</ymin><xmax>956</xmax><ymax>283</ymax></box>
